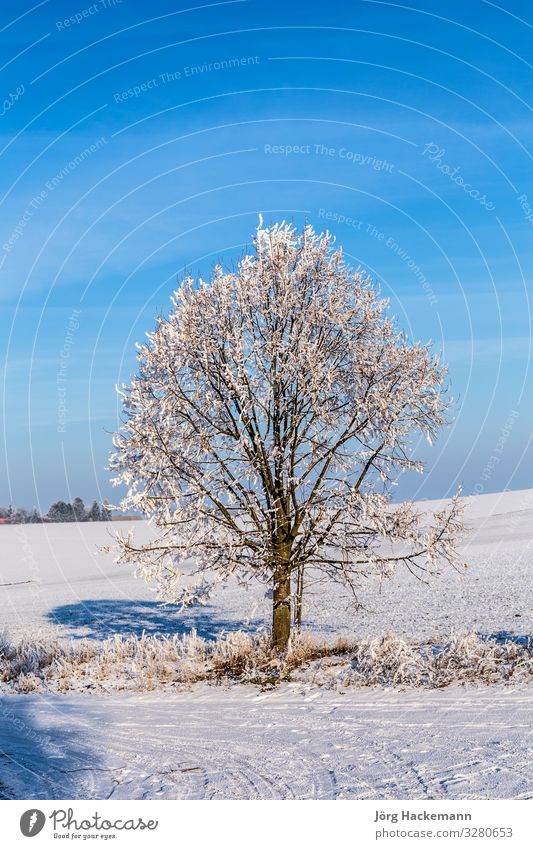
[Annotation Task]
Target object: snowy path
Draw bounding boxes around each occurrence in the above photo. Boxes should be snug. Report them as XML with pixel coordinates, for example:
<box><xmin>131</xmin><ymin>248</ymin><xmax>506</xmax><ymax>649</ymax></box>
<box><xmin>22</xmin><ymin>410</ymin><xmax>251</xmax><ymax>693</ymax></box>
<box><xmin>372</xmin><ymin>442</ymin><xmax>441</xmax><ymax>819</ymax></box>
<box><xmin>1</xmin><ymin>685</ymin><xmax>532</xmax><ymax>800</ymax></box>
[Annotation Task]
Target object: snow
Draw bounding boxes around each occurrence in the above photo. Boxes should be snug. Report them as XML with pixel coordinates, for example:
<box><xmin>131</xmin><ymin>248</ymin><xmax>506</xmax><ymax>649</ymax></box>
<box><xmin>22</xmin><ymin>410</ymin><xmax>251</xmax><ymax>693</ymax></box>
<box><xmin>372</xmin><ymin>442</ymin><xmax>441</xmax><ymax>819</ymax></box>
<box><xmin>1</xmin><ymin>686</ymin><xmax>531</xmax><ymax>800</ymax></box>
<box><xmin>1</xmin><ymin>489</ymin><xmax>532</xmax><ymax>644</ymax></box>
<box><xmin>0</xmin><ymin>489</ymin><xmax>532</xmax><ymax>799</ymax></box>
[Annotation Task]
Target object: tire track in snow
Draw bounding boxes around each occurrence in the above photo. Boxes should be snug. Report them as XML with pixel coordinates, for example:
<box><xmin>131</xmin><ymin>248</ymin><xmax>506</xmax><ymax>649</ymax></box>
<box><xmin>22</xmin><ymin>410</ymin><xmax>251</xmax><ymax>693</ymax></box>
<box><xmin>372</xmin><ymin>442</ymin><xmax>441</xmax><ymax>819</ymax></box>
<box><xmin>1</xmin><ymin>686</ymin><xmax>531</xmax><ymax>799</ymax></box>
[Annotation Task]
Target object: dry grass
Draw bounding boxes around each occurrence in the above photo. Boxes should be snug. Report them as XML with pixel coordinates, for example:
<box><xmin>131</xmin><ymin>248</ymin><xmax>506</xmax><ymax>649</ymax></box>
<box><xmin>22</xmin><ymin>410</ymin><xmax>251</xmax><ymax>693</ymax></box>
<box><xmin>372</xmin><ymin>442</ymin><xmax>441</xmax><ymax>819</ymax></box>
<box><xmin>298</xmin><ymin>632</ymin><xmax>533</xmax><ymax>688</ymax></box>
<box><xmin>0</xmin><ymin>629</ymin><xmax>531</xmax><ymax>694</ymax></box>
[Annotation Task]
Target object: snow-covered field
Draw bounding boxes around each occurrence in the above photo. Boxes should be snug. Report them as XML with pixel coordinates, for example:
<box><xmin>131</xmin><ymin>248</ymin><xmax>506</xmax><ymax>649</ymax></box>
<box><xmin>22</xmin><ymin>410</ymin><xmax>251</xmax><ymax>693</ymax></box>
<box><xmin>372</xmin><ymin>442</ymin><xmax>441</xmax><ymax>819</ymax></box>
<box><xmin>1</xmin><ymin>489</ymin><xmax>532</xmax><ymax>799</ymax></box>
<box><xmin>3</xmin><ymin>489</ymin><xmax>533</xmax><ymax>645</ymax></box>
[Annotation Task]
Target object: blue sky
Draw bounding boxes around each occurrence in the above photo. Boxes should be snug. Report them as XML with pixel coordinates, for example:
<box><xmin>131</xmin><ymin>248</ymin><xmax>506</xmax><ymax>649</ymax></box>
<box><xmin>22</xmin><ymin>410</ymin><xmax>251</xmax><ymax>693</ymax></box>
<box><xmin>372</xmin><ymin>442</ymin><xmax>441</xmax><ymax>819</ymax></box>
<box><xmin>1</xmin><ymin>0</ymin><xmax>532</xmax><ymax>509</ymax></box>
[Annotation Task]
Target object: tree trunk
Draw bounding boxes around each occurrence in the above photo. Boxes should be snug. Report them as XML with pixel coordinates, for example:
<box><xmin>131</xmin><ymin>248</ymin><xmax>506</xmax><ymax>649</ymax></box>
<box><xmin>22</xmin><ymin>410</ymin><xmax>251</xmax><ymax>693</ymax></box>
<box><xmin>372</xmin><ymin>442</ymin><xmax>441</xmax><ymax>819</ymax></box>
<box><xmin>272</xmin><ymin>564</ymin><xmax>291</xmax><ymax>651</ymax></box>
<box><xmin>294</xmin><ymin>562</ymin><xmax>304</xmax><ymax>632</ymax></box>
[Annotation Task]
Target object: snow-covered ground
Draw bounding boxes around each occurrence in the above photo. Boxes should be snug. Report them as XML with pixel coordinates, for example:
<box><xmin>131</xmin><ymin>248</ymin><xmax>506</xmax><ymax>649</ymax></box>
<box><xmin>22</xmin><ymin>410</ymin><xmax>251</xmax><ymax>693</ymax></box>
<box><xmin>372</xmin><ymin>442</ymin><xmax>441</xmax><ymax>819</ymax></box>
<box><xmin>2</xmin><ymin>488</ymin><xmax>532</xmax><ymax>644</ymax></box>
<box><xmin>0</xmin><ymin>489</ymin><xmax>532</xmax><ymax>799</ymax></box>
<box><xmin>1</xmin><ymin>686</ymin><xmax>531</xmax><ymax>800</ymax></box>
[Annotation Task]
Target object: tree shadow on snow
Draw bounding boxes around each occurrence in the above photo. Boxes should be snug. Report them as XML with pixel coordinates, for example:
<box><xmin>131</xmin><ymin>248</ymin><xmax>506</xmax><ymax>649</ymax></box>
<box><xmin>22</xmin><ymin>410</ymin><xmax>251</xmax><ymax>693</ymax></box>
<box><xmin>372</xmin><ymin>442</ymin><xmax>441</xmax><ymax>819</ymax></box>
<box><xmin>479</xmin><ymin>630</ymin><xmax>532</xmax><ymax>648</ymax></box>
<box><xmin>47</xmin><ymin>598</ymin><xmax>265</xmax><ymax>641</ymax></box>
<box><xmin>0</xmin><ymin>695</ymin><xmax>107</xmax><ymax>799</ymax></box>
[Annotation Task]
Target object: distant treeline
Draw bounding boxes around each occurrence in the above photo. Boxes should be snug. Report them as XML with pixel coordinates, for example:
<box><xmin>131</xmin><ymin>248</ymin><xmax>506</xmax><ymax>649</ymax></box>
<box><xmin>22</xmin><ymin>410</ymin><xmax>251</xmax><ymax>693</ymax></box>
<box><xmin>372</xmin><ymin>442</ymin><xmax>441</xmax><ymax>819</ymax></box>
<box><xmin>0</xmin><ymin>498</ymin><xmax>113</xmax><ymax>524</ymax></box>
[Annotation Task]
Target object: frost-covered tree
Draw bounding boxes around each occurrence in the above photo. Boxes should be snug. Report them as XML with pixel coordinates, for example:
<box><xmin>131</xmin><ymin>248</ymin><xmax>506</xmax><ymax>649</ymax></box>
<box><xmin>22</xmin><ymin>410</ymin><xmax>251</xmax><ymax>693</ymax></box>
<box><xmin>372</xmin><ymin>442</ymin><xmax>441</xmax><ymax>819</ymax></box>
<box><xmin>0</xmin><ymin>505</ymin><xmax>42</xmax><ymax>523</ymax></box>
<box><xmin>72</xmin><ymin>497</ymin><xmax>86</xmax><ymax>522</ymax></box>
<box><xmin>11</xmin><ymin>507</ymin><xmax>30</xmax><ymax>523</ymax></box>
<box><xmin>101</xmin><ymin>501</ymin><xmax>113</xmax><ymax>522</ymax></box>
<box><xmin>110</xmin><ymin>222</ymin><xmax>464</xmax><ymax>650</ymax></box>
<box><xmin>87</xmin><ymin>500</ymin><xmax>102</xmax><ymax>522</ymax></box>
<box><xmin>47</xmin><ymin>500</ymin><xmax>74</xmax><ymax>522</ymax></box>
